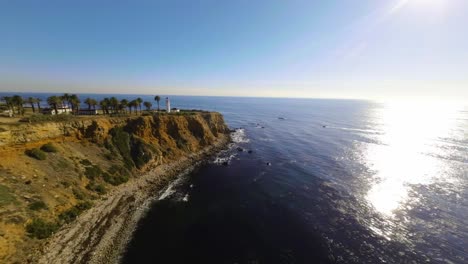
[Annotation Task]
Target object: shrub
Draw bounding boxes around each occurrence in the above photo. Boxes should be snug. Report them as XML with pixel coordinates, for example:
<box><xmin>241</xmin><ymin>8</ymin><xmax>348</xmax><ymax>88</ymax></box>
<box><xmin>40</xmin><ymin>143</ymin><xmax>58</xmax><ymax>153</ymax></box>
<box><xmin>72</xmin><ymin>188</ymin><xmax>85</xmax><ymax>200</ymax></box>
<box><xmin>26</xmin><ymin>218</ymin><xmax>59</xmax><ymax>239</ymax></box>
<box><xmin>58</xmin><ymin>201</ymin><xmax>93</xmax><ymax>223</ymax></box>
<box><xmin>25</xmin><ymin>114</ymin><xmax>76</xmax><ymax>123</ymax></box>
<box><xmin>80</xmin><ymin>159</ymin><xmax>92</xmax><ymax>166</ymax></box>
<box><xmin>25</xmin><ymin>148</ymin><xmax>47</xmax><ymax>160</ymax></box>
<box><xmin>110</xmin><ymin>127</ymin><xmax>134</xmax><ymax>169</ymax></box>
<box><xmin>28</xmin><ymin>200</ymin><xmax>47</xmax><ymax>211</ymax></box>
<box><xmin>102</xmin><ymin>171</ymin><xmax>129</xmax><ymax>186</ymax></box>
<box><xmin>0</xmin><ymin>184</ymin><xmax>16</xmax><ymax>206</ymax></box>
<box><xmin>84</xmin><ymin>165</ymin><xmax>103</xmax><ymax>180</ymax></box>
<box><xmin>86</xmin><ymin>182</ymin><xmax>106</xmax><ymax>195</ymax></box>
<box><xmin>131</xmin><ymin>138</ymin><xmax>153</xmax><ymax>169</ymax></box>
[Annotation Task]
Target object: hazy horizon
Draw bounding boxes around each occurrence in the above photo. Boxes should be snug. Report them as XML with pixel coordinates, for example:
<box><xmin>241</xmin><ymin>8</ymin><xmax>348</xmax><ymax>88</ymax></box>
<box><xmin>1</xmin><ymin>0</ymin><xmax>467</xmax><ymax>101</ymax></box>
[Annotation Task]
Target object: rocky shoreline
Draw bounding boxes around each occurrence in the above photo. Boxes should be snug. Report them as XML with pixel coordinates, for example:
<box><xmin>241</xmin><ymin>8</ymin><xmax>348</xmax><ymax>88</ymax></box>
<box><xmin>35</xmin><ymin>134</ymin><xmax>229</xmax><ymax>264</ymax></box>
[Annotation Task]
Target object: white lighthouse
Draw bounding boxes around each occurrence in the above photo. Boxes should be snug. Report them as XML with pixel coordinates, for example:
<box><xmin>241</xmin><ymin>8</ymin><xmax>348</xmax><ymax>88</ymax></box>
<box><xmin>166</xmin><ymin>97</ymin><xmax>171</xmax><ymax>113</ymax></box>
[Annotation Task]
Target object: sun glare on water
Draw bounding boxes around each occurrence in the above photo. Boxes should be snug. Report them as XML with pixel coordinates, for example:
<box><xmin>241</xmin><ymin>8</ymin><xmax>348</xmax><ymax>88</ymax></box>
<box><xmin>364</xmin><ymin>101</ymin><xmax>463</xmax><ymax>216</ymax></box>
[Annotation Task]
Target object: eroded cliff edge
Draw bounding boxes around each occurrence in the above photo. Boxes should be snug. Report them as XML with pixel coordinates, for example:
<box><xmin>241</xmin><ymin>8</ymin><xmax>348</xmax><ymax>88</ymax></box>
<box><xmin>0</xmin><ymin>112</ymin><xmax>230</xmax><ymax>263</ymax></box>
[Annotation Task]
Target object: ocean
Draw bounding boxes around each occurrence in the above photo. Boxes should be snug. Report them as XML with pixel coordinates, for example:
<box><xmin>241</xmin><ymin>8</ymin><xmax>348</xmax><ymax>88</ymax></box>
<box><xmin>2</xmin><ymin>93</ymin><xmax>467</xmax><ymax>263</ymax></box>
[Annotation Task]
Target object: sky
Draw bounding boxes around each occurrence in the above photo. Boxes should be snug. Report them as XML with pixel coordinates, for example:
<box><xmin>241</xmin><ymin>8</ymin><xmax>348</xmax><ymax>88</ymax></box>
<box><xmin>0</xmin><ymin>0</ymin><xmax>467</xmax><ymax>100</ymax></box>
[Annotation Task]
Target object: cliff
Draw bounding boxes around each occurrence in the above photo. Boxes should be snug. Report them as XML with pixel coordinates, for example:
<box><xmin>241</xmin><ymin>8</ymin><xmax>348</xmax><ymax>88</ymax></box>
<box><xmin>0</xmin><ymin>112</ymin><xmax>230</xmax><ymax>263</ymax></box>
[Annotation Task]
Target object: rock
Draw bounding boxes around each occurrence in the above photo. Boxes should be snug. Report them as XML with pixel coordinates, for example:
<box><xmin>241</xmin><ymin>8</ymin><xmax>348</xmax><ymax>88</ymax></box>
<box><xmin>222</xmin><ymin>161</ymin><xmax>229</xmax><ymax>166</ymax></box>
<box><xmin>248</xmin><ymin>150</ymin><xmax>253</xmax><ymax>154</ymax></box>
<box><xmin>236</xmin><ymin>147</ymin><xmax>244</xmax><ymax>152</ymax></box>
<box><xmin>24</xmin><ymin>180</ymin><xmax>32</xmax><ymax>185</ymax></box>
<box><xmin>266</xmin><ymin>162</ymin><xmax>272</xmax><ymax>166</ymax></box>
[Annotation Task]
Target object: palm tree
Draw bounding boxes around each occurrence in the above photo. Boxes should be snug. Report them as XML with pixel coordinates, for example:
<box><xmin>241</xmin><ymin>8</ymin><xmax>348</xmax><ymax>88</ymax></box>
<box><xmin>129</xmin><ymin>100</ymin><xmax>138</xmax><ymax>115</ymax></box>
<box><xmin>84</xmin><ymin>98</ymin><xmax>97</xmax><ymax>110</ymax></box>
<box><xmin>27</xmin><ymin>97</ymin><xmax>37</xmax><ymax>113</ymax></box>
<box><xmin>143</xmin><ymin>101</ymin><xmax>152</xmax><ymax>111</ymax></box>
<box><xmin>47</xmin><ymin>96</ymin><xmax>61</xmax><ymax>115</ymax></box>
<box><xmin>136</xmin><ymin>97</ymin><xmax>143</xmax><ymax>114</ymax></box>
<box><xmin>11</xmin><ymin>95</ymin><xmax>24</xmax><ymax>115</ymax></box>
<box><xmin>1</xmin><ymin>96</ymin><xmax>13</xmax><ymax>115</ymax></box>
<box><xmin>62</xmin><ymin>93</ymin><xmax>71</xmax><ymax>109</ymax></box>
<box><xmin>120</xmin><ymin>99</ymin><xmax>128</xmax><ymax>114</ymax></box>
<box><xmin>69</xmin><ymin>94</ymin><xmax>80</xmax><ymax>114</ymax></box>
<box><xmin>154</xmin><ymin>95</ymin><xmax>161</xmax><ymax>112</ymax></box>
<box><xmin>100</xmin><ymin>98</ymin><xmax>110</xmax><ymax>115</ymax></box>
<box><xmin>36</xmin><ymin>98</ymin><xmax>42</xmax><ymax>112</ymax></box>
<box><xmin>109</xmin><ymin>97</ymin><xmax>119</xmax><ymax>114</ymax></box>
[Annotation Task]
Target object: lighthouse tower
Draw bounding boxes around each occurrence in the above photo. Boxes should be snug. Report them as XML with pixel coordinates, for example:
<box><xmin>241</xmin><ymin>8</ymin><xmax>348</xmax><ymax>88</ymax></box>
<box><xmin>166</xmin><ymin>97</ymin><xmax>171</xmax><ymax>113</ymax></box>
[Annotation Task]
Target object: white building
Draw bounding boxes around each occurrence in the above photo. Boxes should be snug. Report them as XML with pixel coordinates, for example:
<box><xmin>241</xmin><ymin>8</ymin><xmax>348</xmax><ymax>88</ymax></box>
<box><xmin>42</xmin><ymin>104</ymin><xmax>72</xmax><ymax>115</ymax></box>
<box><xmin>166</xmin><ymin>97</ymin><xmax>171</xmax><ymax>113</ymax></box>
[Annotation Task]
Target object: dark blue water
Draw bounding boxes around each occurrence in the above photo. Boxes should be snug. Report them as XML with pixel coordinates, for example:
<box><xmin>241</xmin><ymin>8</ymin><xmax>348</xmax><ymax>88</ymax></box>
<box><xmin>2</xmin><ymin>93</ymin><xmax>467</xmax><ymax>263</ymax></box>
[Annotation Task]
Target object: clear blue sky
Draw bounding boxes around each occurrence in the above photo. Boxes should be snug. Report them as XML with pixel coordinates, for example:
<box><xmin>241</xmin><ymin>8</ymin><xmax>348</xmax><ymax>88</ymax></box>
<box><xmin>0</xmin><ymin>0</ymin><xmax>467</xmax><ymax>100</ymax></box>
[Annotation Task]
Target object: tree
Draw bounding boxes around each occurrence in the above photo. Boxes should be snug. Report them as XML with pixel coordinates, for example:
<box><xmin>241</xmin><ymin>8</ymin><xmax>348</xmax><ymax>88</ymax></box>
<box><xmin>99</xmin><ymin>98</ymin><xmax>110</xmax><ymax>115</ymax></box>
<box><xmin>27</xmin><ymin>97</ymin><xmax>37</xmax><ymax>113</ymax></box>
<box><xmin>84</xmin><ymin>98</ymin><xmax>97</xmax><ymax>110</ymax></box>
<box><xmin>36</xmin><ymin>98</ymin><xmax>42</xmax><ymax>112</ymax></box>
<box><xmin>62</xmin><ymin>93</ymin><xmax>71</xmax><ymax>108</ymax></box>
<box><xmin>69</xmin><ymin>94</ymin><xmax>80</xmax><ymax>114</ymax></box>
<box><xmin>47</xmin><ymin>96</ymin><xmax>61</xmax><ymax>115</ymax></box>
<box><xmin>1</xmin><ymin>96</ymin><xmax>14</xmax><ymax>116</ymax></box>
<box><xmin>154</xmin><ymin>95</ymin><xmax>161</xmax><ymax>111</ymax></box>
<box><xmin>120</xmin><ymin>99</ymin><xmax>128</xmax><ymax>114</ymax></box>
<box><xmin>143</xmin><ymin>101</ymin><xmax>152</xmax><ymax>111</ymax></box>
<box><xmin>11</xmin><ymin>95</ymin><xmax>24</xmax><ymax>115</ymax></box>
<box><xmin>129</xmin><ymin>100</ymin><xmax>138</xmax><ymax>115</ymax></box>
<box><xmin>136</xmin><ymin>97</ymin><xmax>143</xmax><ymax>114</ymax></box>
<box><xmin>109</xmin><ymin>97</ymin><xmax>119</xmax><ymax>114</ymax></box>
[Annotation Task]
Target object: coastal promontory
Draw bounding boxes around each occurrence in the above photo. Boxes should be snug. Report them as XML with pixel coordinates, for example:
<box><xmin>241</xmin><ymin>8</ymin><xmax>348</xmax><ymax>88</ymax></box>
<box><xmin>0</xmin><ymin>112</ymin><xmax>230</xmax><ymax>263</ymax></box>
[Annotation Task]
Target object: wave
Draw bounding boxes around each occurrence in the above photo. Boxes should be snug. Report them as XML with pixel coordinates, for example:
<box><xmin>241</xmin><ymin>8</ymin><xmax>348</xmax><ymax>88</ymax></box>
<box><xmin>231</xmin><ymin>128</ymin><xmax>250</xmax><ymax>143</ymax></box>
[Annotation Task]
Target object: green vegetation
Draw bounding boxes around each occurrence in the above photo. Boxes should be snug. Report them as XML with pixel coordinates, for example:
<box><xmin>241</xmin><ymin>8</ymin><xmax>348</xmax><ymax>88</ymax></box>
<box><xmin>80</xmin><ymin>159</ymin><xmax>93</xmax><ymax>166</ymax></box>
<box><xmin>26</xmin><ymin>218</ymin><xmax>59</xmax><ymax>239</ymax></box>
<box><xmin>25</xmin><ymin>148</ymin><xmax>47</xmax><ymax>160</ymax></box>
<box><xmin>2</xmin><ymin>93</ymin><xmax>172</xmax><ymax>119</ymax></box>
<box><xmin>84</xmin><ymin>165</ymin><xmax>103</xmax><ymax>180</ymax></box>
<box><xmin>103</xmin><ymin>165</ymin><xmax>130</xmax><ymax>186</ymax></box>
<box><xmin>28</xmin><ymin>200</ymin><xmax>48</xmax><ymax>211</ymax></box>
<box><xmin>72</xmin><ymin>188</ymin><xmax>86</xmax><ymax>200</ymax></box>
<box><xmin>0</xmin><ymin>184</ymin><xmax>16</xmax><ymax>207</ymax></box>
<box><xmin>86</xmin><ymin>182</ymin><xmax>106</xmax><ymax>195</ymax></box>
<box><xmin>54</xmin><ymin>159</ymin><xmax>70</xmax><ymax>170</ymax></box>
<box><xmin>22</xmin><ymin>114</ymin><xmax>76</xmax><ymax>123</ymax></box>
<box><xmin>40</xmin><ymin>143</ymin><xmax>58</xmax><ymax>153</ymax></box>
<box><xmin>107</xmin><ymin>127</ymin><xmax>156</xmax><ymax>170</ymax></box>
<box><xmin>110</xmin><ymin>127</ymin><xmax>134</xmax><ymax>169</ymax></box>
<box><xmin>143</xmin><ymin>101</ymin><xmax>152</xmax><ymax>111</ymax></box>
<box><xmin>154</xmin><ymin>95</ymin><xmax>161</xmax><ymax>111</ymax></box>
<box><xmin>58</xmin><ymin>201</ymin><xmax>92</xmax><ymax>223</ymax></box>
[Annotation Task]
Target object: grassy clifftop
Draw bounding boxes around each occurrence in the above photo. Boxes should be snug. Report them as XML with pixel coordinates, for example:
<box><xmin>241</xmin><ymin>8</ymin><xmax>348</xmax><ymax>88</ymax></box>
<box><xmin>0</xmin><ymin>112</ymin><xmax>229</xmax><ymax>263</ymax></box>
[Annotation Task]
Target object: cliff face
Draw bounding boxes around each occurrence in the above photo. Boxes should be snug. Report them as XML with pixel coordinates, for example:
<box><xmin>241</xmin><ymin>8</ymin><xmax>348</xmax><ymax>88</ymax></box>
<box><xmin>0</xmin><ymin>112</ymin><xmax>229</xmax><ymax>263</ymax></box>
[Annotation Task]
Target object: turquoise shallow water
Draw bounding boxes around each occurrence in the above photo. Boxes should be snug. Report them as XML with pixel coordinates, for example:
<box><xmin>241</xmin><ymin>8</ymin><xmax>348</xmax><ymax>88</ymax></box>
<box><xmin>2</xmin><ymin>93</ymin><xmax>467</xmax><ymax>263</ymax></box>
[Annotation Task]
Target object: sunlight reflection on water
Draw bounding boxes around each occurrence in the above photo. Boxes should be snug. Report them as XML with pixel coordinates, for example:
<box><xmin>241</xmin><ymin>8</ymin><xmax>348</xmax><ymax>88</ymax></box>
<box><xmin>364</xmin><ymin>101</ymin><xmax>464</xmax><ymax>216</ymax></box>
